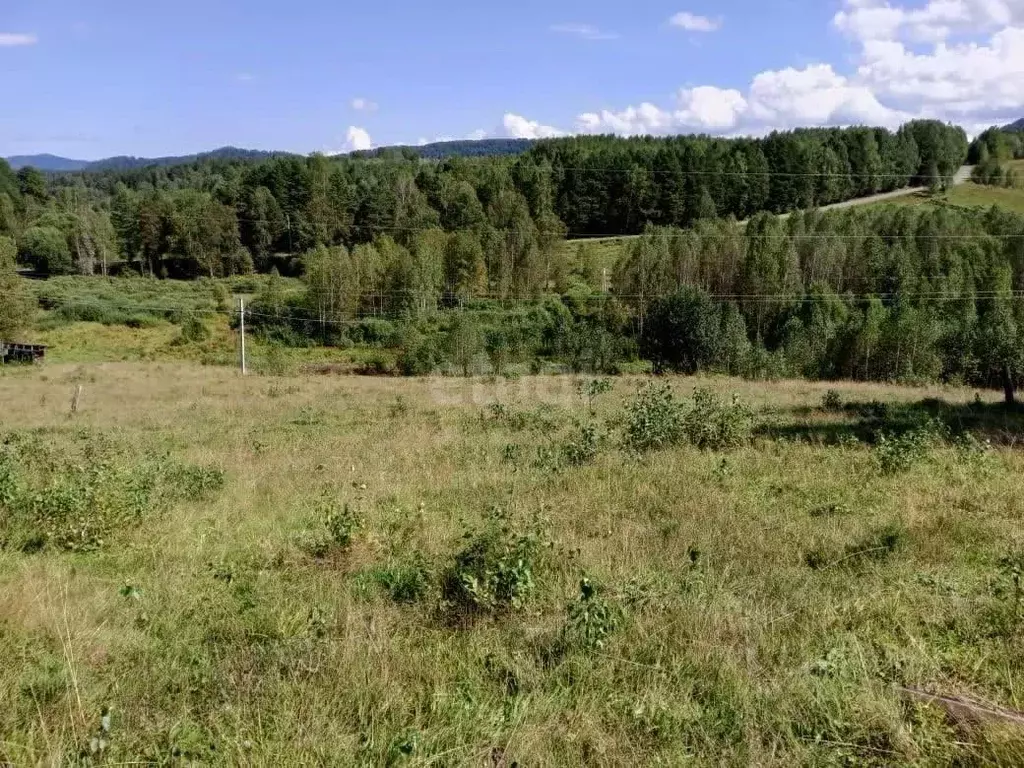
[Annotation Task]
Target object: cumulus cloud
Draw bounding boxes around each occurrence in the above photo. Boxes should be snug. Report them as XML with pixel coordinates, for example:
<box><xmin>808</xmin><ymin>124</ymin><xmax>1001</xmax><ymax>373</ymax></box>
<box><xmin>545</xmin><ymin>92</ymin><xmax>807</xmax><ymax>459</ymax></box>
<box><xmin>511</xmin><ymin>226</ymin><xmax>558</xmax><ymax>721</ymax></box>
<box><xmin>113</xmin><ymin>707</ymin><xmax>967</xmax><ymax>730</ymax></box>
<box><xmin>669</xmin><ymin>12</ymin><xmax>722</xmax><ymax>32</ymax></box>
<box><xmin>857</xmin><ymin>26</ymin><xmax>1024</xmax><ymax>120</ymax></box>
<box><xmin>0</xmin><ymin>33</ymin><xmax>38</xmax><ymax>46</ymax></box>
<box><xmin>550</xmin><ymin>23</ymin><xmax>619</xmax><ymax>40</ymax></box>
<box><xmin>351</xmin><ymin>97</ymin><xmax>378</xmax><ymax>112</ymax></box>
<box><xmin>343</xmin><ymin>126</ymin><xmax>373</xmax><ymax>152</ymax></box>
<box><xmin>574</xmin><ymin>64</ymin><xmax>904</xmax><ymax>136</ymax></box>
<box><xmin>834</xmin><ymin>0</ymin><xmax>1019</xmax><ymax>43</ymax></box>
<box><xmin>566</xmin><ymin>0</ymin><xmax>1024</xmax><ymax>138</ymax></box>
<box><xmin>467</xmin><ymin>128</ymin><xmax>489</xmax><ymax>141</ymax></box>
<box><xmin>501</xmin><ymin>113</ymin><xmax>566</xmax><ymax>139</ymax></box>
<box><xmin>747</xmin><ymin>64</ymin><xmax>904</xmax><ymax>128</ymax></box>
<box><xmin>678</xmin><ymin>86</ymin><xmax>749</xmax><ymax>129</ymax></box>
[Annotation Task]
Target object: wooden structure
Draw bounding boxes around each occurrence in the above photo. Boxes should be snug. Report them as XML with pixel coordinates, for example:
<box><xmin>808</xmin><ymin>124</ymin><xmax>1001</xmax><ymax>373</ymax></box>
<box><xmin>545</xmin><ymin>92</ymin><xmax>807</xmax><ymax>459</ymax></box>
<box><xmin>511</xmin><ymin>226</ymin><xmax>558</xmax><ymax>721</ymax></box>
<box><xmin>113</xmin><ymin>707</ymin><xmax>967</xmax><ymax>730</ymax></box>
<box><xmin>1</xmin><ymin>341</ymin><xmax>46</xmax><ymax>365</ymax></box>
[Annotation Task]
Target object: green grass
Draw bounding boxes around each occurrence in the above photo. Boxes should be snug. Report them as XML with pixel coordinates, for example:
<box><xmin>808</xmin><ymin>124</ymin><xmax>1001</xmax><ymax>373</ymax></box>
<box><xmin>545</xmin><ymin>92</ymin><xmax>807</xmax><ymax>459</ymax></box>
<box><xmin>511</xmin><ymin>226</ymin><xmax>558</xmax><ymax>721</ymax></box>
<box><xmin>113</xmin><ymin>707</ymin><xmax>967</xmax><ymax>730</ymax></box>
<box><xmin>883</xmin><ymin>181</ymin><xmax>1024</xmax><ymax>215</ymax></box>
<box><xmin>1</xmin><ymin>365</ymin><xmax>1024</xmax><ymax>764</ymax></box>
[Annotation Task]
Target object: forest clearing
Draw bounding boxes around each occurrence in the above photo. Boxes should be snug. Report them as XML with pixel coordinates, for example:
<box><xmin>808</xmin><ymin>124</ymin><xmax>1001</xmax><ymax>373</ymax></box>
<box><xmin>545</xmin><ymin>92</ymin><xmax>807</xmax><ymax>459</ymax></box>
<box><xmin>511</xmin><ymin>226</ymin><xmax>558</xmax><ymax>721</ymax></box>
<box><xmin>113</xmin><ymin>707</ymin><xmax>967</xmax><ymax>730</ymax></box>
<box><xmin>4</xmin><ymin>108</ymin><xmax>1024</xmax><ymax>764</ymax></box>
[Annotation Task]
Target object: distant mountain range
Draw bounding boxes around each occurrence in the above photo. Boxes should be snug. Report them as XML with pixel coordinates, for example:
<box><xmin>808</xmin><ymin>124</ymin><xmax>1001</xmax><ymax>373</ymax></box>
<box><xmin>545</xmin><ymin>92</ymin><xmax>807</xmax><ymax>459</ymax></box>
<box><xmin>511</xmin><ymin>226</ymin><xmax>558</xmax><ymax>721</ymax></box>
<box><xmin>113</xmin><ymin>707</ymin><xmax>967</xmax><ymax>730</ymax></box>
<box><xmin>6</xmin><ymin>146</ymin><xmax>294</xmax><ymax>173</ymax></box>
<box><xmin>5</xmin><ymin>138</ymin><xmax>536</xmax><ymax>173</ymax></box>
<box><xmin>1004</xmin><ymin>118</ymin><xmax>1024</xmax><ymax>132</ymax></box>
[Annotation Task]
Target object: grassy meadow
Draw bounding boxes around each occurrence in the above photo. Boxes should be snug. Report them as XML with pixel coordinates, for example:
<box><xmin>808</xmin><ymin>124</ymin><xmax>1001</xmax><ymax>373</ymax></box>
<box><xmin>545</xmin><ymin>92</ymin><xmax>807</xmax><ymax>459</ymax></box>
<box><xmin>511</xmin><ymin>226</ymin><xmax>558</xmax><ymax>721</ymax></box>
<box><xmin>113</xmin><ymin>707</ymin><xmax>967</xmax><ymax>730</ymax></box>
<box><xmin>3</xmin><ymin>357</ymin><xmax>1024</xmax><ymax>765</ymax></box>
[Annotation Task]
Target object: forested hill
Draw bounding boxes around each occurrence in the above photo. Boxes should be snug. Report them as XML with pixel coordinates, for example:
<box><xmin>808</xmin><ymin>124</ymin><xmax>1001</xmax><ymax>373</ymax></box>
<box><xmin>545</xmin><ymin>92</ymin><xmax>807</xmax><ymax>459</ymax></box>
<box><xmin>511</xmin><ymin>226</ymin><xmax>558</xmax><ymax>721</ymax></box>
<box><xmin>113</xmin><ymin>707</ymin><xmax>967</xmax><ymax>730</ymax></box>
<box><xmin>6</xmin><ymin>147</ymin><xmax>295</xmax><ymax>173</ymax></box>
<box><xmin>6</xmin><ymin>154</ymin><xmax>91</xmax><ymax>172</ymax></box>
<box><xmin>2</xmin><ymin>119</ymin><xmax>967</xmax><ymax>282</ymax></box>
<box><xmin>354</xmin><ymin>138</ymin><xmax>534</xmax><ymax>160</ymax></box>
<box><xmin>7</xmin><ymin>139</ymin><xmax>533</xmax><ymax>174</ymax></box>
<box><xmin>1003</xmin><ymin>118</ymin><xmax>1024</xmax><ymax>132</ymax></box>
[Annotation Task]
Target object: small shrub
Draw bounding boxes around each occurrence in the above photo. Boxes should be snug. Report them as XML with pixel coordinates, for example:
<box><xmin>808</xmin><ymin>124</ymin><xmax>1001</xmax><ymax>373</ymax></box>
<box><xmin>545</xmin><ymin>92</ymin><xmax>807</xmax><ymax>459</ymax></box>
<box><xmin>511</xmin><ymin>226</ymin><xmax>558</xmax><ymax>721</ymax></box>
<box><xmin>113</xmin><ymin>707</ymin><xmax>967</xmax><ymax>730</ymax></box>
<box><xmin>213</xmin><ymin>283</ymin><xmax>231</xmax><ymax>313</ymax></box>
<box><xmin>440</xmin><ymin>507</ymin><xmax>548</xmax><ymax>616</ymax></box>
<box><xmin>372</xmin><ymin>556</ymin><xmax>432</xmax><ymax>603</ymax></box>
<box><xmin>178</xmin><ymin>316</ymin><xmax>211</xmax><ymax>344</ymax></box>
<box><xmin>397</xmin><ymin>334</ymin><xmax>442</xmax><ymax>376</ymax></box>
<box><xmin>324</xmin><ymin>501</ymin><xmax>360</xmax><ymax>549</ymax></box>
<box><xmin>299</xmin><ymin>494</ymin><xmax>361</xmax><ymax>558</ymax></box>
<box><xmin>622</xmin><ymin>384</ymin><xmax>752</xmax><ymax>453</ymax></box>
<box><xmin>261</xmin><ymin>343</ymin><xmax>292</xmax><ymax>376</ymax></box>
<box><xmin>577</xmin><ymin>378</ymin><xmax>613</xmax><ymax>415</ymax></box>
<box><xmin>622</xmin><ymin>383</ymin><xmax>685</xmax><ymax>453</ymax></box>
<box><xmin>561</xmin><ymin>578</ymin><xmax>624</xmax><ymax>651</ymax></box>
<box><xmin>954</xmin><ymin>432</ymin><xmax>996</xmax><ymax>473</ymax></box>
<box><xmin>875</xmin><ymin>418</ymin><xmax>947</xmax><ymax>474</ymax></box>
<box><xmin>0</xmin><ymin>431</ymin><xmax>224</xmax><ymax>552</ymax></box>
<box><xmin>562</xmin><ymin>423</ymin><xmax>602</xmax><ymax>466</ymax></box>
<box><xmin>682</xmin><ymin>388</ymin><xmax>752</xmax><ymax>450</ymax></box>
<box><xmin>987</xmin><ymin>552</ymin><xmax>1024</xmax><ymax>636</ymax></box>
<box><xmin>821</xmin><ymin>389</ymin><xmax>842</xmax><ymax>411</ymax></box>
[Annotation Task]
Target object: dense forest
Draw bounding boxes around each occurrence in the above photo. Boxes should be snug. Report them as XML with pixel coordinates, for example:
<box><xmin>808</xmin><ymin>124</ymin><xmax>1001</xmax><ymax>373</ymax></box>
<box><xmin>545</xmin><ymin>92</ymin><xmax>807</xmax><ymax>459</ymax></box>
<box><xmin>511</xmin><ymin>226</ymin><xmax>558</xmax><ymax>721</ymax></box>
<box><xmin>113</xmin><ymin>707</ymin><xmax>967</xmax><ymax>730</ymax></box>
<box><xmin>968</xmin><ymin>127</ymin><xmax>1024</xmax><ymax>188</ymax></box>
<box><xmin>0</xmin><ymin>119</ymin><xmax>966</xmax><ymax>281</ymax></box>
<box><xmin>232</xmin><ymin>203</ymin><xmax>1024</xmax><ymax>400</ymax></box>
<box><xmin>10</xmin><ymin>118</ymin><xmax>1024</xmax><ymax>397</ymax></box>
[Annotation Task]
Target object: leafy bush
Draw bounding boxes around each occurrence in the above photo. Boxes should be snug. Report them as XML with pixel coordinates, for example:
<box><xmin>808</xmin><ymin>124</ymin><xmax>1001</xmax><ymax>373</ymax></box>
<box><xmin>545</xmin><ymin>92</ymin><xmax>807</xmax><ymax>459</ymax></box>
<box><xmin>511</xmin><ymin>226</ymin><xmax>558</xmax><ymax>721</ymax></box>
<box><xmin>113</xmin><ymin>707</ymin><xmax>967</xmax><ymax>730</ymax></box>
<box><xmin>323</xmin><ymin>499</ymin><xmax>360</xmax><ymax>549</ymax></box>
<box><xmin>371</xmin><ymin>556</ymin><xmax>432</xmax><ymax>603</ymax></box>
<box><xmin>577</xmin><ymin>378</ymin><xmax>613</xmax><ymax>414</ymax></box>
<box><xmin>0</xmin><ymin>431</ymin><xmax>224</xmax><ymax>552</ymax></box>
<box><xmin>298</xmin><ymin>494</ymin><xmax>361</xmax><ymax>559</ymax></box>
<box><xmin>681</xmin><ymin>388</ymin><xmax>753</xmax><ymax>450</ymax></box>
<box><xmin>562</xmin><ymin>423</ymin><xmax>603</xmax><ymax>466</ymax></box>
<box><xmin>622</xmin><ymin>383</ymin><xmax>685</xmax><ymax>453</ymax></box>
<box><xmin>641</xmin><ymin>287</ymin><xmax>725</xmax><ymax>374</ymax></box>
<box><xmin>623</xmin><ymin>385</ymin><xmax>752</xmax><ymax>453</ymax></box>
<box><xmin>178</xmin><ymin>316</ymin><xmax>211</xmax><ymax>344</ymax></box>
<box><xmin>875</xmin><ymin>418</ymin><xmax>947</xmax><ymax>474</ymax></box>
<box><xmin>397</xmin><ymin>333</ymin><xmax>443</xmax><ymax>376</ymax></box>
<box><xmin>440</xmin><ymin>507</ymin><xmax>548</xmax><ymax>616</ymax></box>
<box><xmin>560</xmin><ymin>578</ymin><xmax>624</xmax><ymax>651</ymax></box>
<box><xmin>821</xmin><ymin>389</ymin><xmax>843</xmax><ymax>411</ymax></box>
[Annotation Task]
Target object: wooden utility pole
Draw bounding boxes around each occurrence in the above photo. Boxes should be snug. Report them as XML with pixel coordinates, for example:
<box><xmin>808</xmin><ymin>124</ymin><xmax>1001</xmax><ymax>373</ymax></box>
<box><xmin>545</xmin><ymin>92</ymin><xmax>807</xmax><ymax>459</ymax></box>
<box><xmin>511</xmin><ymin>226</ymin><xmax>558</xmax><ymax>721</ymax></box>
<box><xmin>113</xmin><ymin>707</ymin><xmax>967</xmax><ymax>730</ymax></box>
<box><xmin>239</xmin><ymin>297</ymin><xmax>247</xmax><ymax>375</ymax></box>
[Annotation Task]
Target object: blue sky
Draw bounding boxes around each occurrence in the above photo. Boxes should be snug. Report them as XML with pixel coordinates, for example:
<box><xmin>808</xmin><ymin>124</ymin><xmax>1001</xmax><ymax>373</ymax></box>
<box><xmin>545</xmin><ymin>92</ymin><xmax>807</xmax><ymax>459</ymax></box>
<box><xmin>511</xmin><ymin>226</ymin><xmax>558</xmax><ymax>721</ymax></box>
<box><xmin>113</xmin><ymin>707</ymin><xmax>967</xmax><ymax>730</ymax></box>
<box><xmin>2</xmin><ymin>0</ymin><xmax>1023</xmax><ymax>159</ymax></box>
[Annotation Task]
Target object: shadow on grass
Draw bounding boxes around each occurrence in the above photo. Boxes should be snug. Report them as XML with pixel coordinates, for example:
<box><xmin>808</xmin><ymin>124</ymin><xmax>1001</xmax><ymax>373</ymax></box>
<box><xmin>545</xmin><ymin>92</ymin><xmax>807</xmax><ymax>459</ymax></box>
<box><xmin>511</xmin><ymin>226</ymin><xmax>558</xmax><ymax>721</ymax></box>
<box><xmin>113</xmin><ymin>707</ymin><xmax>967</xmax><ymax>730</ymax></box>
<box><xmin>761</xmin><ymin>397</ymin><xmax>1024</xmax><ymax>447</ymax></box>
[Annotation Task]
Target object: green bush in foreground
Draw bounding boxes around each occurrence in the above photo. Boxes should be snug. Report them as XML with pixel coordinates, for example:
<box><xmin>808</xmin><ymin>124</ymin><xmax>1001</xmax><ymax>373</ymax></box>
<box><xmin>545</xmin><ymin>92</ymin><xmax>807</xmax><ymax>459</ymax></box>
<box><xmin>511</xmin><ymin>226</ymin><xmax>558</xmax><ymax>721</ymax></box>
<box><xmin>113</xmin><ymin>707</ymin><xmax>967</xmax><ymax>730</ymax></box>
<box><xmin>0</xmin><ymin>430</ymin><xmax>223</xmax><ymax>552</ymax></box>
<box><xmin>623</xmin><ymin>383</ymin><xmax>753</xmax><ymax>453</ymax></box>
<box><xmin>441</xmin><ymin>507</ymin><xmax>548</xmax><ymax>616</ymax></box>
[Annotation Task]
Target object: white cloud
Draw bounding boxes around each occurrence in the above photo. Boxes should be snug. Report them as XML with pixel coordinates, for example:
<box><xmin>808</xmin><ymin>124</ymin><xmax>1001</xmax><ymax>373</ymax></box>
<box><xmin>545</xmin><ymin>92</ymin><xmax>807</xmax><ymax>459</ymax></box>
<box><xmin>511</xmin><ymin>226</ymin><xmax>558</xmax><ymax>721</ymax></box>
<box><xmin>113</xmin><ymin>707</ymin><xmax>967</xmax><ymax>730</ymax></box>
<box><xmin>501</xmin><ymin>113</ymin><xmax>566</xmax><ymax>139</ymax></box>
<box><xmin>678</xmin><ymin>86</ymin><xmax>749</xmax><ymax>129</ymax></box>
<box><xmin>0</xmin><ymin>33</ymin><xmax>38</xmax><ymax>46</ymax></box>
<box><xmin>343</xmin><ymin>126</ymin><xmax>373</xmax><ymax>152</ymax></box>
<box><xmin>550</xmin><ymin>23</ymin><xmax>619</xmax><ymax>40</ymax></box>
<box><xmin>234</xmin><ymin>72</ymin><xmax>255</xmax><ymax>83</ymax></box>
<box><xmin>467</xmin><ymin>128</ymin><xmax>489</xmax><ymax>141</ymax></box>
<box><xmin>834</xmin><ymin>0</ymin><xmax>1020</xmax><ymax>43</ymax></box>
<box><xmin>351</xmin><ymin>97</ymin><xmax>378</xmax><ymax>112</ymax></box>
<box><xmin>856</xmin><ymin>26</ymin><xmax>1024</xmax><ymax>119</ymax></box>
<box><xmin>669</xmin><ymin>12</ymin><xmax>722</xmax><ymax>32</ymax></box>
<box><xmin>574</xmin><ymin>64</ymin><xmax>903</xmax><ymax>136</ymax></box>
<box><xmin>565</xmin><ymin>1</ymin><xmax>1024</xmax><ymax>139</ymax></box>
<box><xmin>747</xmin><ymin>64</ymin><xmax>904</xmax><ymax>128</ymax></box>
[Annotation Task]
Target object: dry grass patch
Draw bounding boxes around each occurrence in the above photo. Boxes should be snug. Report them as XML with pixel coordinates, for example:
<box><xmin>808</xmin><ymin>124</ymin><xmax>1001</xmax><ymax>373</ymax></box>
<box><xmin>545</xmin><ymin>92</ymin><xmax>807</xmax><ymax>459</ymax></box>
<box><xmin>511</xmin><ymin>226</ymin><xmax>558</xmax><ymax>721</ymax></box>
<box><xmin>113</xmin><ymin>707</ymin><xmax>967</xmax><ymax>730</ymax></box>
<box><xmin>1</xmin><ymin>364</ymin><xmax>1024</xmax><ymax>764</ymax></box>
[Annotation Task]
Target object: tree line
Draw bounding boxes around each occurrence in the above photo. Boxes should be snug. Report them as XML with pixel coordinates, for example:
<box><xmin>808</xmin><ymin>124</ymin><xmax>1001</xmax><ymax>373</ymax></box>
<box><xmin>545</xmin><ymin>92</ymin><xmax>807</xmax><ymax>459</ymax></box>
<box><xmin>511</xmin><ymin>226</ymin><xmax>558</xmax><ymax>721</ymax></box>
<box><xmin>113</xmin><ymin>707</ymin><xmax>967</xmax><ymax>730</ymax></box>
<box><xmin>238</xmin><ymin>202</ymin><xmax>1024</xmax><ymax>400</ymax></box>
<box><xmin>1</xmin><ymin>120</ymin><xmax>967</xmax><ymax>281</ymax></box>
<box><xmin>969</xmin><ymin>127</ymin><xmax>1024</xmax><ymax>188</ymax></box>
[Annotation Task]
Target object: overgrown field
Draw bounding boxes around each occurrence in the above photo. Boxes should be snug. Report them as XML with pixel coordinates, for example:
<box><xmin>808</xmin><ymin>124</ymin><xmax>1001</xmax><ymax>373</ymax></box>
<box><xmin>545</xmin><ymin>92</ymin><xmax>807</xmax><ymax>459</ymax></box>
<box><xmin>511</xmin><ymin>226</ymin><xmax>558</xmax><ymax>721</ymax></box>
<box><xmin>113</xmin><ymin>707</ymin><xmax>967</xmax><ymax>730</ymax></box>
<box><xmin>879</xmin><ymin>179</ymin><xmax>1024</xmax><ymax>215</ymax></box>
<box><xmin>2</xmin><ymin>363</ymin><xmax>1024</xmax><ymax>765</ymax></box>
